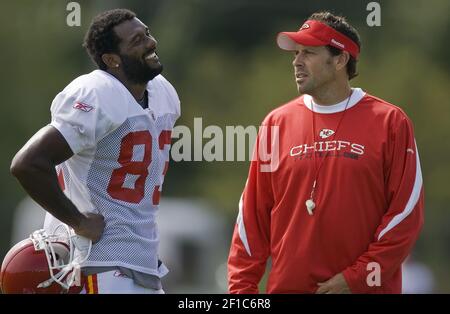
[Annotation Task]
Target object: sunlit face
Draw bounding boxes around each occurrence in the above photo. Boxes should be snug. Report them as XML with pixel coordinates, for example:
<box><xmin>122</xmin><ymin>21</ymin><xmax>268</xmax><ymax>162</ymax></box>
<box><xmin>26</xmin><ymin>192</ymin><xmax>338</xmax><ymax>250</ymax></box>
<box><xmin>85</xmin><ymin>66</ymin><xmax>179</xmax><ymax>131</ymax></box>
<box><xmin>292</xmin><ymin>44</ymin><xmax>338</xmax><ymax>95</ymax></box>
<box><xmin>114</xmin><ymin>18</ymin><xmax>163</xmax><ymax>84</ymax></box>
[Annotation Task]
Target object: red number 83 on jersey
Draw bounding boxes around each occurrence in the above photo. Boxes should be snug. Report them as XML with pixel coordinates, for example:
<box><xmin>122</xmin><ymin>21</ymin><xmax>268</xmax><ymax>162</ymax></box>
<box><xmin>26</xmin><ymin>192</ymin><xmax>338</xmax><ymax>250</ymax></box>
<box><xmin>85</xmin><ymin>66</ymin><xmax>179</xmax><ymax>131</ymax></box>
<box><xmin>106</xmin><ymin>130</ymin><xmax>172</xmax><ymax>204</ymax></box>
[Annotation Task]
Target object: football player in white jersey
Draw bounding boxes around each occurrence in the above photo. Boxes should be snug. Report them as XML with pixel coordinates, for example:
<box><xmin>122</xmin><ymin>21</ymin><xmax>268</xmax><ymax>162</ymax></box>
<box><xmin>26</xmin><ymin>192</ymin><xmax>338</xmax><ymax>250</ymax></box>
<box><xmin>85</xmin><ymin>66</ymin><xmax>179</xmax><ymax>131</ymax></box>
<box><xmin>10</xmin><ymin>9</ymin><xmax>180</xmax><ymax>294</ymax></box>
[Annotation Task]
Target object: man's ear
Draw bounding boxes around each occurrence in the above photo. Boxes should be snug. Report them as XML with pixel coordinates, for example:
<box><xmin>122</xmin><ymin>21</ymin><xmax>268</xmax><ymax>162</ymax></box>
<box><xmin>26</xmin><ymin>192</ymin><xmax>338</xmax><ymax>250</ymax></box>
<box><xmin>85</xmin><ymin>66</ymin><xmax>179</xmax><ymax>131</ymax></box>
<box><xmin>101</xmin><ymin>53</ymin><xmax>121</xmax><ymax>69</ymax></box>
<box><xmin>335</xmin><ymin>51</ymin><xmax>350</xmax><ymax>72</ymax></box>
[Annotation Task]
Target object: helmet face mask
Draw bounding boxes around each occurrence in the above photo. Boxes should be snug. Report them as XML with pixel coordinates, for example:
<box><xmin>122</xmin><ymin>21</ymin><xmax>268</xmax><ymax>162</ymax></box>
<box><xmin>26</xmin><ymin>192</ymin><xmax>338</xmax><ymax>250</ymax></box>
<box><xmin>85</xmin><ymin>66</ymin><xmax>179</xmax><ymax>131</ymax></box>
<box><xmin>1</xmin><ymin>226</ymin><xmax>90</xmax><ymax>294</ymax></box>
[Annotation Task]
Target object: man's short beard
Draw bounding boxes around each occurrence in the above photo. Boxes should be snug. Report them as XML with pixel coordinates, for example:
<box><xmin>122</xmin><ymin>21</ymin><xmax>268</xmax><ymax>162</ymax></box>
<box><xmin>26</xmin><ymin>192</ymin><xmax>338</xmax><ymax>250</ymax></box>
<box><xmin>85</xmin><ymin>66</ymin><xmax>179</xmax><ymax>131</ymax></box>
<box><xmin>120</xmin><ymin>53</ymin><xmax>163</xmax><ymax>84</ymax></box>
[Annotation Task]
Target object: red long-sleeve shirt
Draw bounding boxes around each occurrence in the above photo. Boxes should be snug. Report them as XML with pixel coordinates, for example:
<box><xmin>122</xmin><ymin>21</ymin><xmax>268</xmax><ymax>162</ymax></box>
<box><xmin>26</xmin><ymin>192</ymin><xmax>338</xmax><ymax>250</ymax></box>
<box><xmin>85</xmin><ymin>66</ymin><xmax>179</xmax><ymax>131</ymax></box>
<box><xmin>228</xmin><ymin>88</ymin><xmax>424</xmax><ymax>293</ymax></box>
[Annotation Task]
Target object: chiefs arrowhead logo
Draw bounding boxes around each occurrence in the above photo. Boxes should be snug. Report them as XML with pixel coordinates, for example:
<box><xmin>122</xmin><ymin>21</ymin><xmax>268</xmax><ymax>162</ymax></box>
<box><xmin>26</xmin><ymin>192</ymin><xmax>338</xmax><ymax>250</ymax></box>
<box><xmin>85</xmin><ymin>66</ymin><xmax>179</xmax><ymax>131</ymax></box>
<box><xmin>319</xmin><ymin>129</ymin><xmax>335</xmax><ymax>139</ymax></box>
<box><xmin>300</xmin><ymin>23</ymin><xmax>310</xmax><ymax>31</ymax></box>
<box><xmin>73</xmin><ymin>102</ymin><xmax>94</xmax><ymax>112</ymax></box>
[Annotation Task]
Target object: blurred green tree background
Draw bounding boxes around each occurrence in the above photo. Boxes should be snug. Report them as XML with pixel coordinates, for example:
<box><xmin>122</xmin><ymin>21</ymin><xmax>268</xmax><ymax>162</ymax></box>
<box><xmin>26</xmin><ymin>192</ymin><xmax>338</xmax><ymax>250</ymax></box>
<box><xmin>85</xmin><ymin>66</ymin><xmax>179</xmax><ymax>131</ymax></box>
<box><xmin>0</xmin><ymin>0</ymin><xmax>449</xmax><ymax>292</ymax></box>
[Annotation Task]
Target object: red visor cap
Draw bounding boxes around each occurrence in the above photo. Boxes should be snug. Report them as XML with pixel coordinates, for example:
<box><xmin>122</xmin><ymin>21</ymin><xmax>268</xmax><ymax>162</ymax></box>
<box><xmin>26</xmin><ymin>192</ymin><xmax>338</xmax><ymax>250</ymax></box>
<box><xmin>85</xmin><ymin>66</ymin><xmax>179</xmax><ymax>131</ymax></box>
<box><xmin>276</xmin><ymin>20</ymin><xmax>359</xmax><ymax>59</ymax></box>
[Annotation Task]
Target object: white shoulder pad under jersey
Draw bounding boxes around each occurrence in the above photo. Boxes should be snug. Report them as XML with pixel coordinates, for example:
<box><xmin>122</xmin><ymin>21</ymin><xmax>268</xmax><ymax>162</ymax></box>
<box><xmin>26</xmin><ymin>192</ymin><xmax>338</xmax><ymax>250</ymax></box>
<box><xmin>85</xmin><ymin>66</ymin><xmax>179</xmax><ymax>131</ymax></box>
<box><xmin>148</xmin><ymin>74</ymin><xmax>180</xmax><ymax>119</ymax></box>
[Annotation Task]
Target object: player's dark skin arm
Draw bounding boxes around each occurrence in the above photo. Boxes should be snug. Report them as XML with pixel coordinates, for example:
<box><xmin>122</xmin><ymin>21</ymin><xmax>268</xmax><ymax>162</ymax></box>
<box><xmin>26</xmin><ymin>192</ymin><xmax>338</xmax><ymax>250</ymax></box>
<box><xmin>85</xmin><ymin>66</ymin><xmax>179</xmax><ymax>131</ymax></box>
<box><xmin>10</xmin><ymin>125</ymin><xmax>105</xmax><ymax>243</ymax></box>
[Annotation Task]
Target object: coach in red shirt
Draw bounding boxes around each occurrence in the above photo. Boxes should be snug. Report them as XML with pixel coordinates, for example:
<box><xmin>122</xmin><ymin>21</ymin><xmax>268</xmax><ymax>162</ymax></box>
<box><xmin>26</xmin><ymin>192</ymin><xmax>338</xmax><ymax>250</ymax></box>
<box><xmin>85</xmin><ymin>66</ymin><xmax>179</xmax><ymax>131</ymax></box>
<box><xmin>228</xmin><ymin>11</ymin><xmax>424</xmax><ymax>294</ymax></box>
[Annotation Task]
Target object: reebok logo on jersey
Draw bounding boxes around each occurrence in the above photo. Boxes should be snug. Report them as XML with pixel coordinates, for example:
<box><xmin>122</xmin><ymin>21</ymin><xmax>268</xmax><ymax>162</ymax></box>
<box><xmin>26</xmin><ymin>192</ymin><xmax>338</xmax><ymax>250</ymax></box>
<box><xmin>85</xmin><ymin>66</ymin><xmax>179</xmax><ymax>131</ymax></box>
<box><xmin>113</xmin><ymin>271</ymin><xmax>127</xmax><ymax>278</ymax></box>
<box><xmin>319</xmin><ymin>129</ymin><xmax>335</xmax><ymax>139</ymax></box>
<box><xmin>407</xmin><ymin>148</ymin><xmax>414</xmax><ymax>154</ymax></box>
<box><xmin>73</xmin><ymin>102</ymin><xmax>94</xmax><ymax>112</ymax></box>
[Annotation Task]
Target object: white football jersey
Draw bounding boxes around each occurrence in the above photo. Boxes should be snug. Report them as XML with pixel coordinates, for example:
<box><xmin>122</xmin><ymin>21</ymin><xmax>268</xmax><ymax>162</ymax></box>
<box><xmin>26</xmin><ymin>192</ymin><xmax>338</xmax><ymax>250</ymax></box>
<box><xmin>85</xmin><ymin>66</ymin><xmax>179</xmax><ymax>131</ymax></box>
<box><xmin>44</xmin><ymin>70</ymin><xmax>180</xmax><ymax>277</ymax></box>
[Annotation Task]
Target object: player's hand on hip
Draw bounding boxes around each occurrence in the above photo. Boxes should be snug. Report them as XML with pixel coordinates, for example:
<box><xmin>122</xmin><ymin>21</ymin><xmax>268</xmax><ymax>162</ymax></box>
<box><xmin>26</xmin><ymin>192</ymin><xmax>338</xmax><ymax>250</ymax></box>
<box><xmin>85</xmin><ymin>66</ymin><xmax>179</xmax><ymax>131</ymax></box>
<box><xmin>74</xmin><ymin>212</ymin><xmax>105</xmax><ymax>243</ymax></box>
<box><xmin>316</xmin><ymin>273</ymin><xmax>352</xmax><ymax>294</ymax></box>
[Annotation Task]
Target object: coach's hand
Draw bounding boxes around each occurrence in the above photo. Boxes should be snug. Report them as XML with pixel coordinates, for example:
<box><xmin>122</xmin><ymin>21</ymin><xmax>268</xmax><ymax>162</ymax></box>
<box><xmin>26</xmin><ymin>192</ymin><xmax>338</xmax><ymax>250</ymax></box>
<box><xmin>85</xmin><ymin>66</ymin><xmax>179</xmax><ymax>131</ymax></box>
<box><xmin>74</xmin><ymin>212</ymin><xmax>105</xmax><ymax>243</ymax></box>
<box><xmin>316</xmin><ymin>273</ymin><xmax>351</xmax><ymax>294</ymax></box>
